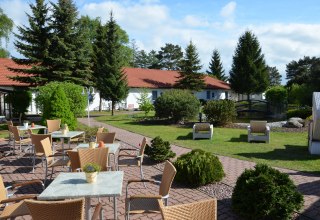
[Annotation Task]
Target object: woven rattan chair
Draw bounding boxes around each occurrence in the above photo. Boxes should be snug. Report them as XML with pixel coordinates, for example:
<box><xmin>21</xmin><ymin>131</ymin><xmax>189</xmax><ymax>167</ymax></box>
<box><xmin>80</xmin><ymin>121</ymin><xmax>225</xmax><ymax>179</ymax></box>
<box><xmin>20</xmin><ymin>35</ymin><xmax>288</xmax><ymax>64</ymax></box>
<box><xmin>46</xmin><ymin>119</ymin><xmax>61</xmax><ymax>133</ymax></box>
<box><xmin>67</xmin><ymin>150</ymin><xmax>81</xmax><ymax>172</ymax></box>
<box><xmin>118</xmin><ymin>137</ymin><xmax>147</xmax><ymax>181</ymax></box>
<box><xmin>125</xmin><ymin>160</ymin><xmax>177</xmax><ymax>220</ymax></box>
<box><xmin>158</xmin><ymin>198</ymin><xmax>217</xmax><ymax>220</ymax></box>
<box><xmin>39</xmin><ymin>137</ymin><xmax>69</xmax><ymax>186</ymax></box>
<box><xmin>10</xmin><ymin>125</ymin><xmax>32</xmax><ymax>155</ymax></box>
<box><xmin>78</xmin><ymin>148</ymin><xmax>109</xmax><ymax>171</ymax></box>
<box><xmin>247</xmin><ymin>120</ymin><xmax>270</xmax><ymax>143</ymax></box>
<box><xmin>0</xmin><ymin>175</ymin><xmax>44</xmax><ymax>219</ymax></box>
<box><xmin>30</xmin><ymin>133</ymin><xmax>52</xmax><ymax>173</ymax></box>
<box><xmin>97</xmin><ymin>127</ymin><xmax>104</xmax><ymax>133</ymax></box>
<box><xmin>6</xmin><ymin>121</ymin><xmax>13</xmax><ymax>148</ymax></box>
<box><xmin>25</xmin><ymin>198</ymin><xmax>102</xmax><ymax>220</ymax></box>
<box><xmin>96</xmin><ymin>132</ymin><xmax>116</xmax><ymax>144</ymax></box>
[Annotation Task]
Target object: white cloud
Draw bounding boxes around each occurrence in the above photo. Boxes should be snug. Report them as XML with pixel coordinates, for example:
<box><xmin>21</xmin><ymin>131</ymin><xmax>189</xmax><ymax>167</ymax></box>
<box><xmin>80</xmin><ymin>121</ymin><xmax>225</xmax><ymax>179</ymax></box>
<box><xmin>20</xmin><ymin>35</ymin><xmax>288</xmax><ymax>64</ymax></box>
<box><xmin>183</xmin><ymin>15</ymin><xmax>210</xmax><ymax>27</ymax></box>
<box><xmin>220</xmin><ymin>1</ymin><xmax>236</xmax><ymax>18</ymax></box>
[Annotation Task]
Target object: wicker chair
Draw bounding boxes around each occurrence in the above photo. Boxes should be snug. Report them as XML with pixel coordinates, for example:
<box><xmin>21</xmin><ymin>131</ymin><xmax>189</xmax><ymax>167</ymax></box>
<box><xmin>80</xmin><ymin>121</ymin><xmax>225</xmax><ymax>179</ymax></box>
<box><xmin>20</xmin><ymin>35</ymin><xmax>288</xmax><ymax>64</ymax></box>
<box><xmin>67</xmin><ymin>150</ymin><xmax>81</xmax><ymax>172</ymax></box>
<box><xmin>158</xmin><ymin>198</ymin><xmax>217</xmax><ymax>220</ymax></box>
<box><xmin>78</xmin><ymin>148</ymin><xmax>109</xmax><ymax>171</ymax></box>
<box><xmin>96</xmin><ymin>132</ymin><xmax>116</xmax><ymax>144</ymax></box>
<box><xmin>0</xmin><ymin>175</ymin><xmax>44</xmax><ymax>219</ymax></box>
<box><xmin>6</xmin><ymin>121</ymin><xmax>13</xmax><ymax>148</ymax></box>
<box><xmin>10</xmin><ymin>125</ymin><xmax>32</xmax><ymax>155</ymax></box>
<box><xmin>46</xmin><ymin>119</ymin><xmax>61</xmax><ymax>133</ymax></box>
<box><xmin>97</xmin><ymin>127</ymin><xmax>104</xmax><ymax>133</ymax></box>
<box><xmin>30</xmin><ymin>133</ymin><xmax>52</xmax><ymax>173</ymax></box>
<box><xmin>118</xmin><ymin>137</ymin><xmax>147</xmax><ymax>181</ymax></box>
<box><xmin>125</xmin><ymin>160</ymin><xmax>177</xmax><ymax>220</ymax></box>
<box><xmin>247</xmin><ymin>120</ymin><xmax>270</xmax><ymax>143</ymax></box>
<box><xmin>25</xmin><ymin>198</ymin><xmax>102</xmax><ymax>220</ymax></box>
<box><xmin>39</xmin><ymin>137</ymin><xmax>69</xmax><ymax>186</ymax></box>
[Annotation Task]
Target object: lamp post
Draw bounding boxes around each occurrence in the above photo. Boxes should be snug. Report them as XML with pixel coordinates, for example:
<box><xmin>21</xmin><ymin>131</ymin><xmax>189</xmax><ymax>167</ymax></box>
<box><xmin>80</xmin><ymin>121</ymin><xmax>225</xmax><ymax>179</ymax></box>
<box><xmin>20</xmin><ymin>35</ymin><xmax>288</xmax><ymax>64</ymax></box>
<box><xmin>82</xmin><ymin>87</ymin><xmax>95</xmax><ymax>127</ymax></box>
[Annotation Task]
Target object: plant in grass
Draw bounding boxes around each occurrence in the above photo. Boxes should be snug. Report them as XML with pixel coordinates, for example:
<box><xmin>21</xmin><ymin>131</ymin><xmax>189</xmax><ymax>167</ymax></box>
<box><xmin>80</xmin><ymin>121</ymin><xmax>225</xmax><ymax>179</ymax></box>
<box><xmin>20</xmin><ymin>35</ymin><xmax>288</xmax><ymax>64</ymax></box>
<box><xmin>203</xmin><ymin>100</ymin><xmax>236</xmax><ymax>126</ymax></box>
<box><xmin>232</xmin><ymin>163</ymin><xmax>303</xmax><ymax>220</ymax></box>
<box><xmin>154</xmin><ymin>89</ymin><xmax>200</xmax><ymax>123</ymax></box>
<box><xmin>137</xmin><ymin>88</ymin><xmax>154</xmax><ymax>116</ymax></box>
<box><xmin>145</xmin><ymin>136</ymin><xmax>176</xmax><ymax>162</ymax></box>
<box><xmin>174</xmin><ymin>149</ymin><xmax>225</xmax><ymax>187</ymax></box>
<box><xmin>83</xmin><ymin>162</ymin><xmax>101</xmax><ymax>173</ymax></box>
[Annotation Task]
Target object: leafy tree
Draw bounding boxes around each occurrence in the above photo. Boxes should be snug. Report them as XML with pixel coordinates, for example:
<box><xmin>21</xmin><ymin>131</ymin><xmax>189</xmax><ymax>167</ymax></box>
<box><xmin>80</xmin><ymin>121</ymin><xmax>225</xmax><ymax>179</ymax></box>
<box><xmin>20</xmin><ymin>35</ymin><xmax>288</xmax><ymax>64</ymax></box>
<box><xmin>5</xmin><ymin>88</ymin><xmax>32</xmax><ymax>122</ymax></box>
<box><xmin>287</xmin><ymin>83</ymin><xmax>312</xmax><ymax>106</ymax></box>
<box><xmin>10</xmin><ymin>0</ymin><xmax>52</xmax><ymax>85</ymax></box>
<box><xmin>0</xmin><ymin>8</ymin><xmax>13</xmax><ymax>57</ymax></box>
<box><xmin>93</xmin><ymin>13</ymin><xmax>128</xmax><ymax>116</ymax></box>
<box><xmin>137</xmin><ymin>88</ymin><xmax>154</xmax><ymax>116</ymax></box>
<box><xmin>176</xmin><ymin>41</ymin><xmax>205</xmax><ymax>91</ymax></box>
<box><xmin>229</xmin><ymin>31</ymin><xmax>269</xmax><ymax>100</ymax></box>
<box><xmin>265</xmin><ymin>86</ymin><xmax>287</xmax><ymax>114</ymax></box>
<box><xmin>43</xmin><ymin>87</ymin><xmax>76</xmax><ymax>130</ymax></box>
<box><xmin>206</xmin><ymin>49</ymin><xmax>227</xmax><ymax>81</ymax></box>
<box><xmin>267</xmin><ymin>66</ymin><xmax>281</xmax><ymax>86</ymax></box>
<box><xmin>155</xmin><ymin>43</ymin><xmax>183</xmax><ymax>70</ymax></box>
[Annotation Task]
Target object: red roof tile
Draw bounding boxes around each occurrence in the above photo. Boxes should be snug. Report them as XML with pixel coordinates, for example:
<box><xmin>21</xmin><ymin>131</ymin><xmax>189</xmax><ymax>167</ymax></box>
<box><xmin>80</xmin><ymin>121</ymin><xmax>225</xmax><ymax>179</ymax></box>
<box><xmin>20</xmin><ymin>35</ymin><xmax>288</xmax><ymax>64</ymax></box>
<box><xmin>0</xmin><ymin>58</ymin><xmax>30</xmax><ymax>86</ymax></box>
<box><xmin>123</xmin><ymin>67</ymin><xmax>230</xmax><ymax>90</ymax></box>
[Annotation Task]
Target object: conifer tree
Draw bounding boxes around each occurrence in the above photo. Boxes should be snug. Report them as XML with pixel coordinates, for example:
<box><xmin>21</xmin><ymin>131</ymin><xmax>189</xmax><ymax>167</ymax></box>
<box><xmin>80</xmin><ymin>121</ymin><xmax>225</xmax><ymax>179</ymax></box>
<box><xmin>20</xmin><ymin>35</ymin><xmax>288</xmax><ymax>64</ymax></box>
<box><xmin>175</xmin><ymin>41</ymin><xmax>205</xmax><ymax>91</ymax></box>
<box><xmin>10</xmin><ymin>0</ymin><xmax>52</xmax><ymax>85</ymax></box>
<box><xmin>229</xmin><ymin>31</ymin><xmax>269</xmax><ymax>100</ymax></box>
<box><xmin>93</xmin><ymin>13</ymin><xmax>128</xmax><ymax>116</ymax></box>
<box><xmin>206</xmin><ymin>49</ymin><xmax>228</xmax><ymax>82</ymax></box>
<box><xmin>0</xmin><ymin>8</ymin><xmax>13</xmax><ymax>57</ymax></box>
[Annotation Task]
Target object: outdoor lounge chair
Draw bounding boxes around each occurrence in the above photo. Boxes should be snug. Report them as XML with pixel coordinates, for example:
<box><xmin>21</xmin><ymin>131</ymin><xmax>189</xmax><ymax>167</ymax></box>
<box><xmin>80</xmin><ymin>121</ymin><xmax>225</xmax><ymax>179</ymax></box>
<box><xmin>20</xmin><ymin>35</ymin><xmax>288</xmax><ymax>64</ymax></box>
<box><xmin>125</xmin><ymin>160</ymin><xmax>177</xmax><ymax>220</ymax></box>
<box><xmin>247</xmin><ymin>120</ymin><xmax>270</xmax><ymax>143</ymax></box>
<box><xmin>158</xmin><ymin>198</ymin><xmax>217</xmax><ymax>220</ymax></box>
<box><xmin>0</xmin><ymin>175</ymin><xmax>44</xmax><ymax>219</ymax></box>
<box><xmin>193</xmin><ymin>123</ymin><xmax>213</xmax><ymax>140</ymax></box>
<box><xmin>25</xmin><ymin>198</ymin><xmax>102</xmax><ymax>220</ymax></box>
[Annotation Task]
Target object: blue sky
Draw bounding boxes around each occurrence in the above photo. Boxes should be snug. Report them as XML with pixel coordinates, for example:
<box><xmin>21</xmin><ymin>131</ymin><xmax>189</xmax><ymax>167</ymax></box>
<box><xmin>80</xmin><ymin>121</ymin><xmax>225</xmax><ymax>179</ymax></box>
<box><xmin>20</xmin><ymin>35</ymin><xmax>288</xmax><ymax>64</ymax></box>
<box><xmin>2</xmin><ymin>0</ymin><xmax>320</xmax><ymax>84</ymax></box>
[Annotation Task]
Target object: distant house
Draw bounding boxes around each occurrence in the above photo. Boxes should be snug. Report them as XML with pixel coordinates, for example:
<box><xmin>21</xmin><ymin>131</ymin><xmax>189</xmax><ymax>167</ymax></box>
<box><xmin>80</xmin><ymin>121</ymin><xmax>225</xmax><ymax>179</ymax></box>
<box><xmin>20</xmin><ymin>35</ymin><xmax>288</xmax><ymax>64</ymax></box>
<box><xmin>0</xmin><ymin>58</ymin><xmax>231</xmax><ymax>116</ymax></box>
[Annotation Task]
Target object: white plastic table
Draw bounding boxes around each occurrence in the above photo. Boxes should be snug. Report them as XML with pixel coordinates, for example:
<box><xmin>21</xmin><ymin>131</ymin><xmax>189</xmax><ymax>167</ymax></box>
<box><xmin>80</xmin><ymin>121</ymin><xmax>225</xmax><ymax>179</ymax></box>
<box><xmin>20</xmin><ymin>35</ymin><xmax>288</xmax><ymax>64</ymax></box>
<box><xmin>38</xmin><ymin>171</ymin><xmax>124</xmax><ymax>220</ymax></box>
<box><xmin>17</xmin><ymin>124</ymin><xmax>47</xmax><ymax>131</ymax></box>
<box><xmin>51</xmin><ymin>131</ymin><xmax>85</xmax><ymax>151</ymax></box>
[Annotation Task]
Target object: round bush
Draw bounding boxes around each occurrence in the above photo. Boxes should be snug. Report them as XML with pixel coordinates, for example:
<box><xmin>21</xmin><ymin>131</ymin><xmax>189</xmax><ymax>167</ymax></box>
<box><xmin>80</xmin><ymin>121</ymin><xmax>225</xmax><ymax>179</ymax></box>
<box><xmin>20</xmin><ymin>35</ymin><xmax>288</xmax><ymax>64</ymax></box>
<box><xmin>286</xmin><ymin>107</ymin><xmax>312</xmax><ymax>119</ymax></box>
<box><xmin>203</xmin><ymin>100</ymin><xmax>236</xmax><ymax>126</ymax></box>
<box><xmin>145</xmin><ymin>136</ymin><xmax>176</xmax><ymax>162</ymax></box>
<box><xmin>232</xmin><ymin>164</ymin><xmax>303</xmax><ymax>220</ymax></box>
<box><xmin>174</xmin><ymin>149</ymin><xmax>225</xmax><ymax>187</ymax></box>
<box><xmin>154</xmin><ymin>89</ymin><xmax>200</xmax><ymax>123</ymax></box>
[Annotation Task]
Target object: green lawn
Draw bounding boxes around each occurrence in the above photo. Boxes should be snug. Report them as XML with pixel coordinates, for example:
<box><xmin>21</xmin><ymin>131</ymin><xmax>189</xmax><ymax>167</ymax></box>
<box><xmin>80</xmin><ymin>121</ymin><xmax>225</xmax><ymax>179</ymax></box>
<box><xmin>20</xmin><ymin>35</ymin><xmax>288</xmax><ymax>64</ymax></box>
<box><xmin>94</xmin><ymin>111</ymin><xmax>320</xmax><ymax>173</ymax></box>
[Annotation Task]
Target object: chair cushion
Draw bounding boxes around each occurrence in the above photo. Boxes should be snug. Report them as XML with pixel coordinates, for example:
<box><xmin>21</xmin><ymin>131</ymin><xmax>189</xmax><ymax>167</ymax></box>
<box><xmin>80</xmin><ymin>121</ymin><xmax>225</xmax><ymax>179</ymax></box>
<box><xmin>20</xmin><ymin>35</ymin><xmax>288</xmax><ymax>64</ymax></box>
<box><xmin>194</xmin><ymin>123</ymin><xmax>211</xmax><ymax>132</ymax></box>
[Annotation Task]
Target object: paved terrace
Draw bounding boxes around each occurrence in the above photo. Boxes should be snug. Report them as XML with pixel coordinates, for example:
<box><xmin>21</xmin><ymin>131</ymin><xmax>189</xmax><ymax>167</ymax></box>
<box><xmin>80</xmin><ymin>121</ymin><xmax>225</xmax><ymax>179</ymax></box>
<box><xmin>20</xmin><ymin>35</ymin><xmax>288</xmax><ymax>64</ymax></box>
<box><xmin>0</xmin><ymin>118</ymin><xmax>319</xmax><ymax>219</ymax></box>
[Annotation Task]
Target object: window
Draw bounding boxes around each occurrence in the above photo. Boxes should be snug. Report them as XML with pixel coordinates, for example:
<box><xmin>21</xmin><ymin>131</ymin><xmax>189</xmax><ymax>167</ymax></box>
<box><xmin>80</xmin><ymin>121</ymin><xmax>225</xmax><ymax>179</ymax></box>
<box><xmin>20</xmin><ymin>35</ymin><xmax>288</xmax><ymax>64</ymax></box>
<box><xmin>152</xmin><ymin>91</ymin><xmax>158</xmax><ymax>101</ymax></box>
<box><xmin>225</xmin><ymin>91</ymin><xmax>229</xmax><ymax>100</ymax></box>
<box><xmin>212</xmin><ymin>92</ymin><xmax>215</xmax><ymax>99</ymax></box>
<box><xmin>206</xmin><ymin>91</ymin><xmax>210</xmax><ymax>99</ymax></box>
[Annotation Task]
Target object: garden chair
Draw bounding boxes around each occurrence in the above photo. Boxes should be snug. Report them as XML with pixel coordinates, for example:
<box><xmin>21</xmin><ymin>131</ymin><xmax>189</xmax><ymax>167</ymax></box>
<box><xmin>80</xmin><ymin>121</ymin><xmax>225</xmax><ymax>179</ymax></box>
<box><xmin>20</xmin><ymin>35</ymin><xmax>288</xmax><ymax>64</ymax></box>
<box><xmin>96</xmin><ymin>132</ymin><xmax>116</xmax><ymax>144</ymax></box>
<box><xmin>10</xmin><ymin>125</ymin><xmax>32</xmax><ymax>155</ymax></box>
<box><xmin>46</xmin><ymin>119</ymin><xmax>61</xmax><ymax>133</ymax></box>
<box><xmin>6</xmin><ymin>121</ymin><xmax>13</xmax><ymax>147</ymax></box>
<box><xmin>30</xmin><ymin>133</ymin><xmax>52</xmax><ymax>173</ymax></box>
<box><xmin>67</xmin><ymin>150</ymin><xmax>81</xmax><ymax>172</ymax></box>
<box><xmin>25</xmin><ymin>198</ymin><xmax>102</xmax><ymax>220</ymax></box>
<box><xmin>78</xmin><ymin>148</ymin><xmax>109</xmax><ymax>171</ymax></box>
<box><xmin>158</xmin><ymin>198</ymin><xmax>217</xmax><ymax>220</ymax></box>
<box><xmin>309</xmin><ymin>92</ymin><xmax>320</xmax><ymax>154</ymax></box>
<box><xmin>247</xmin><ymin>120</ymin><xmax>270</xmax><ymax>143</ymax></box>
<box><xmin>0</xmin><ymin>174</ymin><xmax>44</xmax><ymax>219</ymax></box>
<box><xmin>193</xmin><ymin>123</ymin><xmax>213</xmax><ymax>140</ymax></box>
<box><xmin>125</xmin><ymin>160</ymin><xmax>177</xmax><ymax>220</ymax></box>
<box><xmin>97</xmin><ymin>127</ymin><xmax>104</xmax><ymax>133</ymax></box>
<box><xmin>39</xmin><ymin>137</ymin><xmax>69</xmax><ymax>186</ymax></box>
<box><xmin>117</xmin><ymin>137</ymin><xmax>147</xmax><ymax>182</ymax></box>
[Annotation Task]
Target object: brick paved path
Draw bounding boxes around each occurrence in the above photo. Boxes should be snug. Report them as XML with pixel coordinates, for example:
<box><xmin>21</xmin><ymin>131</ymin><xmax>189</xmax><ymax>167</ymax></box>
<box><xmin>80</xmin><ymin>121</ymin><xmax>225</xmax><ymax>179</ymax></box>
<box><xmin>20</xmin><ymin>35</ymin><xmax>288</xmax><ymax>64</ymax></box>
<box><xmin>0</xmin><ymin>117</ymin><xmax>319</xmax><ymax>219</ymax></box>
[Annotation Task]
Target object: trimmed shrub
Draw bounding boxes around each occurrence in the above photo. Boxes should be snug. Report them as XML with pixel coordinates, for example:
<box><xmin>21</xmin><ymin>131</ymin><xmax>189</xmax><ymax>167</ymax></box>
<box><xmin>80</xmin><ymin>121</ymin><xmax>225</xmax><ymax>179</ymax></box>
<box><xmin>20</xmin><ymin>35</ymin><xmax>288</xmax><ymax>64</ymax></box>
<box><xmin>5</xmin><ymin>88</ymin><xmax>32</xmax><ymax>121</ymax></box>
<box><xmin>232</xmin><ymin>164</ymin><xmax>303</xmax><ymax>220</ymax></box>
<box><xmin>145</xmin><ymin>136</ymin><xmax>176</xmax><ymax>162</ymax></box>
<box><xmin>286</xmin><ymin>107</ymin><xmax>312</xmax><ymax>119</ymax></box>
<box><xmin>203</xmin><ymin>100</ymin><xmax>236</xmax><ymax>126</ymax></box>
<box><xmin>174</xmin><ymin>149</ymin><xmax>225</xmax><ymax>187</ymax></box>
<box><xmin>154</xmin><ymin>89</ymin><xmax>200</xmax><ymax>123</ymax></box>
<box><xmin>35</xmin><ymin>82</ymin><xmax>87</xmax><ymax>117</ymax></box>
<box><xmin>43</xmin><ymin>87</ymin><xmax>77</xmax><ymax>130</ymax></box>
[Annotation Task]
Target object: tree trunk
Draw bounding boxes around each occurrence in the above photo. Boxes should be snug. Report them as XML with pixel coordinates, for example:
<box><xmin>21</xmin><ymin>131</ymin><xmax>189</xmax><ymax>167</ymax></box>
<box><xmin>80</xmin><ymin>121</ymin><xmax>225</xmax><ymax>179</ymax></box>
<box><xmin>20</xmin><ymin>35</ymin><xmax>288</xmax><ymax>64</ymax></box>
<box><xmin>111</xmin><ymin>101</ymin><xmax>115</xmax><ymax>116</ymax></box>
<box><xmin>247</xmin><ymin>94</ymin><xmax>252</xmax><ymax>111</ymax></box>
<box><xmin>99</xmin><ymin>97</ymin><xmax>102</xmax><ymax>112</ymax></box>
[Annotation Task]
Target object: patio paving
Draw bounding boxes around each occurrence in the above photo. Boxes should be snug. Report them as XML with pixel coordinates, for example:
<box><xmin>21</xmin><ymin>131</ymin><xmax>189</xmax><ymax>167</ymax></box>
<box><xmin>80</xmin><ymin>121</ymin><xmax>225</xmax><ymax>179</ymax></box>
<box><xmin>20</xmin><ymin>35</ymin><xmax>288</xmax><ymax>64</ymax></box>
<box><xmin>0</xmin><ymin>117</ymin><xmax>319</xmax><ymax>219</ymax></box>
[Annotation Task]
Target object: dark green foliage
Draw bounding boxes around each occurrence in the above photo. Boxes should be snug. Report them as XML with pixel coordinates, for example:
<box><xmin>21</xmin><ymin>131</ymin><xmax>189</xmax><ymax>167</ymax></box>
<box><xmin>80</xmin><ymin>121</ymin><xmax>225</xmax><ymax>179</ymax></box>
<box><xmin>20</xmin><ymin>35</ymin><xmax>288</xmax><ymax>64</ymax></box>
<box><xmin>174</xmin><ymin>149</ymin><xmax>225</xmax><ymax>187</ymax></box>
<box><xmin>154</xmin><ymin>89</ymin><xmax>200</xmax><ymax>123</ymax></box>
<box><xmin>203</xmin><ymin>100</ymin><xmax>236</xmax><ymax>126</ymax></box>
<box><xmin>229</xmin><ymin>31</ymin><xmax>269</xmax><ymax>99</ymax></box>
<box><xmin>286</xmin><ymin>107</ymin><xmax>312</xmax><ymax>119</ymax></box>
<box><xmin>267</xmin><ymin>66</ymin><xmax>282</xmax><ymax>87</ymax></box>
<box><xmin>0</xmin><ymin>8</ymin><xmax>13</xmax><ymax>57</ymax></box>
<box><xmin>154</xmin><ymin>43</ymin><xmax>183</xmax><ymax>70</ymax></box>
<box><xmin>35</xmin><ymin>82</ymin><xmax>86</xmax><ymax>117</ymax></box>
<box><xmin>206</xmin><ymin>49</ymin><xmax>227</xmax><ymax>81</ymax></box>
<box><xmin>5</xmin><ymin>88</ymin><xmax>32</xmax><ymax>121</ymax></box>
<box><xmin>42</xmin><ymin>87</ymin><xmax>76</xmax><ymax>130</ymax></box>
<box><xmin>232</xmin><ymin>164</ymin><xmax>303</xmax><ymax>220</ymax></box>
<box><xmin>134</xmin><ymin>50</ymin><xmax>159</xmax><ymax>69</ymax></box>
<box><xmin>145</xmin><ymin>136</ymin><xmax>176</xmax><ymax>162</ymax></box>
<box><xmin>266</xmin><ymin>86</ymin><xmax>287</xmax><ymax>105</ymax></box>
<box><xmin>176</xmin><ymin>41</ymin><xmax>205</xmax><ymax>91</ymax></box>
<box><xmin>287</xmin><ymin>83</ymin><xmax>312</xmax><ymax>106</ymax></box>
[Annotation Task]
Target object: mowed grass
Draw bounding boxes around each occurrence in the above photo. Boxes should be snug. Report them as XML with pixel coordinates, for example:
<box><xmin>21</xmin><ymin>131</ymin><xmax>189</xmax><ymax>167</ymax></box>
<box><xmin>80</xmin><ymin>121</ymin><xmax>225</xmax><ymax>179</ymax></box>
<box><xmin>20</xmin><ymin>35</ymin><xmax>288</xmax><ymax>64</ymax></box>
<box><xmin>95</xmin><ymin>111</ymin><xmax>320</xmax><ymax>173</ymax></box>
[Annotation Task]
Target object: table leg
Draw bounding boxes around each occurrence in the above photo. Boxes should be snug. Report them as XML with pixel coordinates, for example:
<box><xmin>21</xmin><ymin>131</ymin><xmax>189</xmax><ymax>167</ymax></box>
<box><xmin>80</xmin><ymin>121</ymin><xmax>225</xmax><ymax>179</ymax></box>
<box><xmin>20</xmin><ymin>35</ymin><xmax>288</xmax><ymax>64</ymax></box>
<box><xmin>61</xmin><ymin>137</ymin><xmax>65</xmax><ymax>159</ymax></box>
<box><xmin>85</xmin><ymin>197</ymin><xmax>90</xmax><ymax>220</ymax></box>
<box><xmin>114</xmin><ymin>196</ymin><xmax>117</xmax><ymax>219</ymax></box>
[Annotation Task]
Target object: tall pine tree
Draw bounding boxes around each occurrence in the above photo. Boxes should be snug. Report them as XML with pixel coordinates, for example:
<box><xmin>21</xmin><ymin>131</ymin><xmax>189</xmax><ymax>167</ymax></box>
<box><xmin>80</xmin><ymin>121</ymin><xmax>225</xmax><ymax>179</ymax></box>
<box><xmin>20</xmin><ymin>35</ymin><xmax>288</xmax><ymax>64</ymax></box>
<box><xmin>93</xmin><ymin>13</ymin><xmax>128</xmax><ymax>116</ymax></box>
<box><xmin>206</xmin><ymin>49</ymin><xmax>228</xmax><ymax>82</ymax></box>
<box><xmin>229</xmin><ymin>31</ymin><xmax>269</xmax><ymax>100</ymax></box>
<box><xmin>267</xmin><ymin>66</ymin><xmax>281</xmax><ymax>86</ymax></box>
<box><xmin>10</xmin><ymin>0</ymin><xmax>52</xmax><ymax>85</ymax></box>
<box><xmin>175</xmin><ymin>41</ymin><xmax>205</xmax><ymax>91</ymax></box>
<box><xmin>155</xmin><ymin>43</ymin><xmax>183</xmax><ymax>70</ymax></box>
